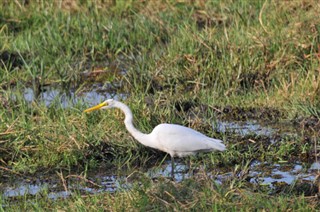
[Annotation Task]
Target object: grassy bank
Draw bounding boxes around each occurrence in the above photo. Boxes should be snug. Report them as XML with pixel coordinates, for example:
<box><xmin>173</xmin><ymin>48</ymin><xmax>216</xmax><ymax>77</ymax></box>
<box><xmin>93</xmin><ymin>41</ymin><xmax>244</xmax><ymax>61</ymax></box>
<box><xmin>1</xmin><ymin>0</ymin><xmax>320</xmax><ymax>210</ymax></box>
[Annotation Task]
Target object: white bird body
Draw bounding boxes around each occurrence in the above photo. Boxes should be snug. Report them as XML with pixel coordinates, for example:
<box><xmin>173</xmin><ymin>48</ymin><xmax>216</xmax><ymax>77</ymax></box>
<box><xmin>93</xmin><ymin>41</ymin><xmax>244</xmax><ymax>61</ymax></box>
<box><xmin>84</xmin><ymin>99</ymin><xmax>226</xmax><ymax>178</ymax></box>
<box><xmin>147</xmin><ymin>123</ymin><xmax>226</xmax><ymax>157</ymax></box>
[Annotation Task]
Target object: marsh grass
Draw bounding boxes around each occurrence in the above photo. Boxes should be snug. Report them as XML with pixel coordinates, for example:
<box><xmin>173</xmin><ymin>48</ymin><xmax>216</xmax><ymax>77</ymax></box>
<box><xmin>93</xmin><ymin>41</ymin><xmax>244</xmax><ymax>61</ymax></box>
<box><xmin>0</xmin><ymin>173</ymin><xmax>318</xmax><ymax>211</ymax></box>
<box><xmin>1</xmin><ymin>0</ymin><xmax>320</xmax><ymax>210</ymax></box>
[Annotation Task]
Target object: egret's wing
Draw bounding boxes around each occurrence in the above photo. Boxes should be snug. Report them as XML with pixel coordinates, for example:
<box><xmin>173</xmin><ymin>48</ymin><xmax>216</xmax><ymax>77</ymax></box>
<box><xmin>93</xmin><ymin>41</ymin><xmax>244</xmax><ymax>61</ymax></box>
<box><xmin>153</xmin><ymin>124</ymin><xmax>225</xmax><ymax>154</ymax></box>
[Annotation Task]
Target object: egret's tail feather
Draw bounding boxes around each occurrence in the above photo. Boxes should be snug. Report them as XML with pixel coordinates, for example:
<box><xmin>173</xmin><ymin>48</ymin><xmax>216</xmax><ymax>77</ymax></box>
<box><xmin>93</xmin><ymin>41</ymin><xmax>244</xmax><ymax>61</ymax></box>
<box><xmin>209</xmin><ymin>138</ymin><xmax>226</xmax><ymax>151</ymax></box>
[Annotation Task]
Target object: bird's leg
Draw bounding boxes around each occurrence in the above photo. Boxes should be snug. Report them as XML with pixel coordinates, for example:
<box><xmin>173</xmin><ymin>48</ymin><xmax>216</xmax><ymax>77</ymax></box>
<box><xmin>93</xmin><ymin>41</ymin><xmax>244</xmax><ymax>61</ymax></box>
<box><xmin>171</xmin><ymin>156</ymin><xmax>175</xmax><ymax>180</ymax></box>
<box><xmin>187</xmin><ymin>158</ymin><xmax>192</xmax><ymax>176</ymax></box>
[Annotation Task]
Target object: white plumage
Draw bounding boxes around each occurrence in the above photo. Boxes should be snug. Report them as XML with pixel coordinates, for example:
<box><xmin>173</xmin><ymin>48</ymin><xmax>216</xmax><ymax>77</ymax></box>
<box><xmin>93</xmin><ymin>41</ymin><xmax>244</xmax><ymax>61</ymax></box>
<box><xmin>84</xmin><ymin>99</ymin><xmax>226</xmax><ymax>178</ymax></box>
<box><xmin>148</xmin><ymin>123</ymin><xmax>226</xmax><ymax>157</ymax></box>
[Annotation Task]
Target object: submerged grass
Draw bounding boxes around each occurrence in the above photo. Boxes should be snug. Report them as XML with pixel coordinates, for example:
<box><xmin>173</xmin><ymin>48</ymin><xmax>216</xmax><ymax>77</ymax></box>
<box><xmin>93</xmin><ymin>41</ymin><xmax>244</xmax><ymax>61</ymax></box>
<box><xmin>1</xmin><ymin>0</ymin><xmax>320</xmax><ymax>210</ymax></box>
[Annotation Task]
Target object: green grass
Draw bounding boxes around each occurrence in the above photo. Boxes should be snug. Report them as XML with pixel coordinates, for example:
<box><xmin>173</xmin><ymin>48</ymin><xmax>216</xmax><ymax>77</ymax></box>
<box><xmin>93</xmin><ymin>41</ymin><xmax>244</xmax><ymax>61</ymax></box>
<box><xmin>1</xmin><ymin>0</ymin><xmax>320</xmax><ymax>210</ymax></box>
<box><xmin>1</xmin><ymin>176</ymin><xmax>318</xmax><ymax>211</ymax></box>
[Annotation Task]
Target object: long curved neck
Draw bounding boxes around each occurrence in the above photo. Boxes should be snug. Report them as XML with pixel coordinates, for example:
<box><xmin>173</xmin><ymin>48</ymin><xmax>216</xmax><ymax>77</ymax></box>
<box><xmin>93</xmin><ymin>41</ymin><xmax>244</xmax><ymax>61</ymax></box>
<box><xmin>114</xmin><ymin>101</ymin><xmax>150</xmax><ymax>146</ymax></box>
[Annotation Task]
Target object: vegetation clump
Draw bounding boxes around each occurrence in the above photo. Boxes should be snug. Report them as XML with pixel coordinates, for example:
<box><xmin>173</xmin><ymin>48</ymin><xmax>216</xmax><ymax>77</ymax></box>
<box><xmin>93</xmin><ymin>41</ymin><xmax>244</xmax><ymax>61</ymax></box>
<box><xmin>0</xmin><ymin>0</ymin><xmax>319</xmax><ymax>210</ymax></box>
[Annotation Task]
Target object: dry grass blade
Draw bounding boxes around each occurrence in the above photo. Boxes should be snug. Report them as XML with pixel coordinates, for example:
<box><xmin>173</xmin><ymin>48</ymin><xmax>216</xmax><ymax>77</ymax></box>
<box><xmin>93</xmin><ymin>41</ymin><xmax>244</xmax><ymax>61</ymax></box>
<box><xmin>0</xmin><ymin>165</ymin><xmax>23</xmax><ymax>176</ymax></box>
<box><xmin>259</xmin><ymin>0</ymin><xmax>270</xmax><ymax>34</ymax></box>
<box><xmin>57</xmin><ymin>171</ymin><xmax>68</xmax><ymax>192</ymax></box>
<box><xmin>66</xmin><ymin>174</ymin><xmax>102</xmax><ymax>188</ymax></box>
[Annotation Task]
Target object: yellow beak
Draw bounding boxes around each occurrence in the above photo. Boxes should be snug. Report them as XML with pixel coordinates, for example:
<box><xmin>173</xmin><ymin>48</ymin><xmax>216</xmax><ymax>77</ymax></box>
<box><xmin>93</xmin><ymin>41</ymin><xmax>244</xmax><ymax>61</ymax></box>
<box><xmin>84</xmin><ymin>102</ymin><xmax>107</xmax><ymax>113</ymax></box>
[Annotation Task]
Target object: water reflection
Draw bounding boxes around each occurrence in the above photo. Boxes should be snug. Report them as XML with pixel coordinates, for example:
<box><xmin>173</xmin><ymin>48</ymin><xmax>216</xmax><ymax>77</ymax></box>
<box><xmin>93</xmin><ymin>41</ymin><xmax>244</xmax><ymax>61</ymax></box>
<box><xmin>147</xmin><ymin>161</ymin><xmax>189</xmax><ymax>182</ymax></box>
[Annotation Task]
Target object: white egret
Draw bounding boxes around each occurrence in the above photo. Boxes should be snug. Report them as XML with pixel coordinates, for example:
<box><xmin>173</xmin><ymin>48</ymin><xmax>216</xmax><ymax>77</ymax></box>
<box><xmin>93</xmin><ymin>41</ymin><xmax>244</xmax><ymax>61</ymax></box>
<box><xmin>84</xmin><ymin>99</ymin><xmax>226</xmax><ymax>178</ymax></box>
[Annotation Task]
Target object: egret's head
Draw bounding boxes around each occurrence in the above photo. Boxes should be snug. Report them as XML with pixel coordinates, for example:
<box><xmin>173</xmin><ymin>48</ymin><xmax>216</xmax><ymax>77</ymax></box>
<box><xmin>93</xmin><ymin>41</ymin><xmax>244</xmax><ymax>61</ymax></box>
<box><xmin>84</xmin><ymin>99</ymin><xmax>116</xmax><ymax>113</ymax></box>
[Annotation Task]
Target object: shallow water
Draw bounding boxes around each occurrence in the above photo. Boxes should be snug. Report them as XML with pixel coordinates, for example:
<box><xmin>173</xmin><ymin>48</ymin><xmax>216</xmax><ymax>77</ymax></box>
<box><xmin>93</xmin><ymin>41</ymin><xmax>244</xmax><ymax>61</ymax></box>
<box><xmin>21</xmin><ymin>85</ymin><xmax>125</xmax><ymax>108</ymax></box>
<box><xmin>2</xmin><ymin>86</ymin><xmax>318</xmax><ymax>200</ymax></box>
<box><xmin>2</xmin><ymin>174</ymin><xmax>126</xmax><ymax>200</ymax></box>
<box><xmin>216</xmin><ymin>120</ymin><xmax>275</xmax><ymax>137</ymax></box>
<box><xmin>248</xmin><ymin>162</ymin><xmax>317</xmax><ymax>186</ymax></box>
<box><xmin>1</xmin><ymin>159</ymin><xmax>319</xmax><ymax>200</ymax></box>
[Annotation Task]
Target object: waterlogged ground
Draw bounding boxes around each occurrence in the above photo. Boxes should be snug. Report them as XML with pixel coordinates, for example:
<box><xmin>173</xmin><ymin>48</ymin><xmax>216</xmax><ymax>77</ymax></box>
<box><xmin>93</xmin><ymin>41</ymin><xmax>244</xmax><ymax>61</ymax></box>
<box><xmin>21</xmin><ymin>84</ymin><xmax>124</xmax><ymax>108</ymax></box>
<box><xmin>1</xmin><ymin>160</ymin><xmax>319</xmax><ymax>201</ymax></box>
<box><xmin>1</xmin><ymin>1</ymin><xmax>320</xmax><ymax>210</ymax></box>
<box><xmin>1</xmin><ymin>86</ymin><xmax>319</xmax><ymax>202</ymax></box>
<box><xmin>1</xmin><ymin>68</ymin><xmax>320</xmax><ymax>209</ymax></box>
